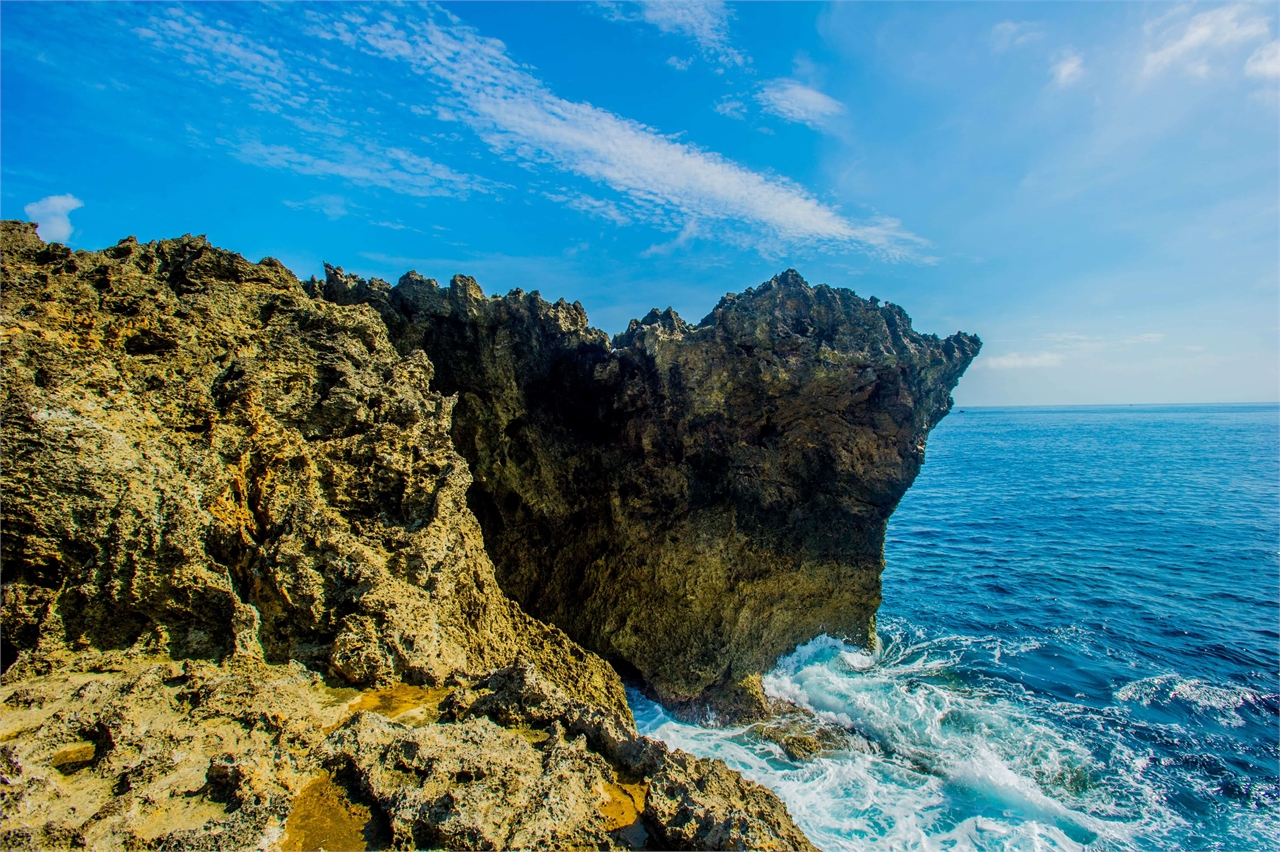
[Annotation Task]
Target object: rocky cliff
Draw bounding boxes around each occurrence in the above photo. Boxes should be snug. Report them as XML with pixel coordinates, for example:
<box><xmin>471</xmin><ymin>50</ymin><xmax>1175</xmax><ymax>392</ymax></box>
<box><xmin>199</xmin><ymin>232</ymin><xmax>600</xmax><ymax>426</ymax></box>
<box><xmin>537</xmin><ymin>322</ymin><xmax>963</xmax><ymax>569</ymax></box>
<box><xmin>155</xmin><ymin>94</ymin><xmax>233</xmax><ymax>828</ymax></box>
<box><xmin>318</xmin><ymin>265</ymin><xmax>979</xmax><ymax>720</ymax></box>
<box><xmin>0</xmin><ymin>221</ymin><xmax>816</xmax><ymax>851</ymax></box>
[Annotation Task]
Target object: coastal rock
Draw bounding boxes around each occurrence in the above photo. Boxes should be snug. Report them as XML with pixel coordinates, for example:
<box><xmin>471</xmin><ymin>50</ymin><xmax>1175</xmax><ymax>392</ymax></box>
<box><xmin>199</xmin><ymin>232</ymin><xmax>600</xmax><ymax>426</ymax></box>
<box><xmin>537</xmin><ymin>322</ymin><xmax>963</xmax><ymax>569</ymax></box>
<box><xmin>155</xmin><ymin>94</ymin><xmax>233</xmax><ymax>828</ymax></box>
<box><xmin>350</xmin><ymin>267</ymin><xmax>979</xmax><ymax>719</ymax></box>
<box><xmin>0</xmin><ymin>220</ymin><xmax>622</xmax><ymax>712</ymax></box>
<box><xmin>0</xmin><ymin>221</ymin><xmax>811</xmax><ymax>849</ymax></box>
<box><xmin>746</xmin><ymin>706</ymin><xmax>878</xmax><ymax>763</ymax></box>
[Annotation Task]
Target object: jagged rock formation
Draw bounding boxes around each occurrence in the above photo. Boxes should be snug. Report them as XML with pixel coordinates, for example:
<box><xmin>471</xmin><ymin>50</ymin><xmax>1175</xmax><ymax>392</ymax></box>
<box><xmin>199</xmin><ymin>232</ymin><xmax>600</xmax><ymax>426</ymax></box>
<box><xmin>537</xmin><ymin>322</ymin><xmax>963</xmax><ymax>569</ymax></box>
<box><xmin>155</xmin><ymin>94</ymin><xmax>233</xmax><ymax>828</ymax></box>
<box><xmin>0</xmin><ymin>221</ymin><xmax>814</xmax><ymax>851</ymax></box>
<box><xmin>321</xmin><ymin>265</ymin><xmax>979</xmax><ymax>720</ymax></box>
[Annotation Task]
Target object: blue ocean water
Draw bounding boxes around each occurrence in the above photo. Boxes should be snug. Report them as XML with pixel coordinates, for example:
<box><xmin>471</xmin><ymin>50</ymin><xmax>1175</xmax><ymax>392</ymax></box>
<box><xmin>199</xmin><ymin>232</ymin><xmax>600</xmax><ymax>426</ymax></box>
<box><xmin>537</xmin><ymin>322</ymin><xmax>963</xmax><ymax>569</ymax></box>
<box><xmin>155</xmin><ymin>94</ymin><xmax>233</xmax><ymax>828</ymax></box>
<box><xmin>631</xmin><ymin>404</ymin><xmax>1280</xmax><ymax>851</ymax></box>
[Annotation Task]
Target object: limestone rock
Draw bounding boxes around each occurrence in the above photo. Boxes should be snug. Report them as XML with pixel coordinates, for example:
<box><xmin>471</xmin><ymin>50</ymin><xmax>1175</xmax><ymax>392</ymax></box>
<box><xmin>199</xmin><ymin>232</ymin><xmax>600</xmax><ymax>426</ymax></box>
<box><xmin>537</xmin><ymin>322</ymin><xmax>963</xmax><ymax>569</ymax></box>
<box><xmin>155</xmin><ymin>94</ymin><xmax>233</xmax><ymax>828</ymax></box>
<box><xmin>0</xmin><ymin>221</ymin><xmax>813</xmax><ymax>849</ymax></box>
<box><xmin>0</xmin><ymin>220</ymin><xmax>622</xmax><ymax>719</ymax></box>
<box><xmin>342</xmin><ymin>266</ymin><xmax>979</xmax><ymax>720</ymax></box>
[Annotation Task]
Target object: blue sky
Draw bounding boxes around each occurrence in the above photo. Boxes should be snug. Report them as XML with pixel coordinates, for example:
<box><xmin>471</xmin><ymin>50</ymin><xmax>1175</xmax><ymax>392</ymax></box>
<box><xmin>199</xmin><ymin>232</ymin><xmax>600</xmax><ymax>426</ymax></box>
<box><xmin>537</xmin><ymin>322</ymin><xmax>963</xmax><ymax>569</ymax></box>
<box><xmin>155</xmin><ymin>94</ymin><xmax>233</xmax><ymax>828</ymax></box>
<box><xmin>3</xmin><ymin>2</ymin><xmax>1276</xmax><ymax>405</ymax></box>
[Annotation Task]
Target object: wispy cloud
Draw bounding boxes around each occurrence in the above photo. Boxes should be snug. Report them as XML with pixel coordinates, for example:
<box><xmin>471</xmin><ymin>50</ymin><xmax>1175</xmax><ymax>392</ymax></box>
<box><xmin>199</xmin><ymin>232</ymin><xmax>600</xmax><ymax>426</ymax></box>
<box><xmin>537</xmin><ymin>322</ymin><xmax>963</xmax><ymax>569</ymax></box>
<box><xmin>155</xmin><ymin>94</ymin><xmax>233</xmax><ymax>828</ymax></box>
<box><xmin>602</xmin><ymin>1</ymin><xmax>746</xmax><ymax>67</ymax></box>
<box><xmin>714</xmin><ymin>97</ymin><xmax>746</xmax><ymax>119</ymax></box>
<box><xmin>985</xmin><ymin>333</ymin><xmax>1167</xmax><ymax>371</ymax></box>
<box><xmin>237</xmin><ymin>141</ymin><xmax>491</xmax><ymax>198</ymax></box>
<box><xmin>982</xmin><ymin>351</ymin><xmax>1065</xmax><ymax>369</ymax></box>
<box><xmin>1051</xmin><ymin>50</ymin><xmax>1085</xmax><ymax>87</ymax></box>
<box><xmin>666</xmin><ymin>55</ymin><xmax>692</xmax><ymax>71</ymax></box>
<box><xmin>130</xmin><ymin>4</ymin><xmax>925</xmax><ymax>259</ymax></box>
<box><xmin>641</xmin><ymin>217</ymin><xmax>698</xmax><ymax>257</ymax></box>
<box><xmin>347</xmin><ymin>10</ymin><xmax>923</xmax><ymax>258</ymax></box>
<box><xmin>991</xmin><ymin>21</ymin><xmax>1044</xmax><ymax>53</ymax></box>
<box><xmin>134</xmin><ymin>9</ymin><xmax>300</xmax><ymax>113</ymax></box>
<box><xmin>24</xmin><ymin>194</ymin><xmax>83</xmax><ymax>243</ymax></box>
<box><xmin>543</xmin><ymin>191</ymin><xmax>632</xmax><ymax>226</ymax></box>
<box><xmin>135</xmin><ymin>7</ymin><xmax>494</xmax><ymax>202</ymax></box>
<box><xmin>1245</xmin><ymin>40</ymin><xmax>1280</xmax><ymax>79</ymax></box>
<box><xmin>1144</xmin><ymin>5</ymin><xmax>1272</xmax><ymax>78</ymax></box>
<box><xmin>756</xmin><ymin>79</ymin><xmax>846</xmax><ymax>130</ymax></box>
<box><xmin>284</xmin><ymin>194</ymin><xmax>349</xmax><ymax>220</ymax></box>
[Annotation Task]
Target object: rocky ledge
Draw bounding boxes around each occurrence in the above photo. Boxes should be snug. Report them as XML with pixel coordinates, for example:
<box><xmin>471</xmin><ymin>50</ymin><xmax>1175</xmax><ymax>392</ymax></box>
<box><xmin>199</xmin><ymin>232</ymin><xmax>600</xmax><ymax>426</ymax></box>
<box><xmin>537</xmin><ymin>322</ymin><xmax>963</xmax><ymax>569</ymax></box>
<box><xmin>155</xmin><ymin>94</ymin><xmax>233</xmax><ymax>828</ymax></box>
<box><xmin>1</xmin><ymin>221</ymin><xmax>977</xmax><ymax>849</ymax></box>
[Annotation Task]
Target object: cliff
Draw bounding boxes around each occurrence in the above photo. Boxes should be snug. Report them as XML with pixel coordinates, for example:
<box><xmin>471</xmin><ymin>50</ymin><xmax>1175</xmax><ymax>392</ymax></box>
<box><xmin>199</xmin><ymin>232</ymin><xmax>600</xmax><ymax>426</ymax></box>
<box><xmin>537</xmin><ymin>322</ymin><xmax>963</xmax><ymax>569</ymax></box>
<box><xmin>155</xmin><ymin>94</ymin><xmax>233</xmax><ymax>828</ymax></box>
<box><xmin>319</xmin><ymin>265</ymin><xmax>979</xmax><ymax>720</ymax></box>
<box><xmin>0</xmin><ymin>221</ymin><xmax>815</xmax><ymax>851</ymax></box>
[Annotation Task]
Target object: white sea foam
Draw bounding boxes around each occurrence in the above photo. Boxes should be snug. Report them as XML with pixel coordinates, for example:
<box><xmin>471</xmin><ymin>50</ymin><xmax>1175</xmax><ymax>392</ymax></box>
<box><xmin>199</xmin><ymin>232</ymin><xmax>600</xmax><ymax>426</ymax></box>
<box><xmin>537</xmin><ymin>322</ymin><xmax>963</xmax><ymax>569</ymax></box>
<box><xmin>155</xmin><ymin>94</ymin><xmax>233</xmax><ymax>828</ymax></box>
<box><xmin>1115</xmin><ymin>673</ymin><xmax>1265</xmax><ymax>727</ymax></box>
<box><xmin>632</xmin><ymin>630</ymin><xmax>1176</xmax><ymax>851</ymax></box>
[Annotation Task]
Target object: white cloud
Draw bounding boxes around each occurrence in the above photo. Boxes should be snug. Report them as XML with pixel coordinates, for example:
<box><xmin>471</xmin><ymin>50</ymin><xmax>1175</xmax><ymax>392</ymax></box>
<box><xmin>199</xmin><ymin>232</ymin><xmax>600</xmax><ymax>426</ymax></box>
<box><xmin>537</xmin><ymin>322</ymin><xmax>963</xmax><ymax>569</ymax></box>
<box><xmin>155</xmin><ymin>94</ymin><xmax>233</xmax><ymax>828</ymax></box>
<box><xmin>1246</xmin><ymin>40</ymin><xmax>1280</xmax><ymax>79</ymax></box>
<box><xmin>1124</xmin><ymin>332</ymin><xmax>1165</xmax><ymax>344</ymax></box>
<box><xmin>24</xmin><ymin>194</ymin><xmax>83</xmax><ymax>243</ymax></box>
<box><xmin>991</xmin><ymin>21</ymin><xmax>1044</xmax><ymax>52</ymax></box>
<box><xmin>756</xmin><ymin>79</ymin><xmax>846</xmax><ymax>130</ymax></box>
<box><xmin>666</xmin><ymin>55</ymin><xmax>692</xmax><ymax>71</ymax></box>
<box><xmin>542</xmin><ymin>191</ymin><xmax>632</xmax><ymax>226</ymax></box>
<box><xmin>1051</xmin><ymin>50</ymin><xmax>1085</xmax><ymax>87</ymax></box>
<box><xmin>134</xmin><ymin>9</ymin><xmax>300</xmax><ymax>113</ymax></box>
<box><xmin>284</xmin><ymin>194</ymin><xmax>349</xmax><ymax>219</ymax></box>
<box><xmin>136</xmin><ymin>8</ymin><xmax>496</xmax><ymax>203</ymax></box>
<box><xmin>604</xmin><ymin>1</ymin><xmax>746</xmax><ymax>67</ymax></box>
<box><xmin>714</xmin><ymin>98</ymin><xmax>746</xmax><ymax>119</ymax></box>
<box><xmin>237</xmin><ymin>140</ymin><xmax>492</xmax><ymax>198</ymax></box>
<box><xmin>1144</xmin><ymin>5</ymin><xmax>1272</xmax><ymax>78</ymax></box>
<box><xmin>641</xmin><ymin>217</ymin><xmax>698</xmax><ymax>257</ymax></box>
<box><xmin>350</xmin><ymin>11</ymin><xmax>924</xmax><ymax>258</ymax></box>
<box><xmin>131</xmin><ymin>5</ymin><xmax>924</xmax><ymax>259</ymax></box>
<box><xmin>982</xmin><ymin>351</ymin><xmax>1065</xmax><ymax>369</ymax></box>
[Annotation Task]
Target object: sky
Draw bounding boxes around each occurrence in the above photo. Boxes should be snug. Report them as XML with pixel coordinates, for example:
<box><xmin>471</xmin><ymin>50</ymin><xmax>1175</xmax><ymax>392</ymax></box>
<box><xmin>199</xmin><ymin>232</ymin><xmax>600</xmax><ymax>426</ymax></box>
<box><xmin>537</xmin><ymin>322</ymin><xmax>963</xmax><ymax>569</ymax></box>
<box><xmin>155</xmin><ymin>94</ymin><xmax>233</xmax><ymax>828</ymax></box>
<box><xmin>2</xmin><ymin>2</ymin><xmax>1277</xmax><ymax>406</ymax></box>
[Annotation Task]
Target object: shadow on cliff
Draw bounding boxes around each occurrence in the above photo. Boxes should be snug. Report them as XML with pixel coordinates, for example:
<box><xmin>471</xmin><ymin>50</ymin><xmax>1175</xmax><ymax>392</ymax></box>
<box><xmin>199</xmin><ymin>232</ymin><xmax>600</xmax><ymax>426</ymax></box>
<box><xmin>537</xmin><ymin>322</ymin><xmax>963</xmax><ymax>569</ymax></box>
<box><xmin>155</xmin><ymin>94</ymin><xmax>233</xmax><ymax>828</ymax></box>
<box><xmin>314</xmin><ymin>262</ymin><xmax>980</xmax><ymax>721</ymax></box>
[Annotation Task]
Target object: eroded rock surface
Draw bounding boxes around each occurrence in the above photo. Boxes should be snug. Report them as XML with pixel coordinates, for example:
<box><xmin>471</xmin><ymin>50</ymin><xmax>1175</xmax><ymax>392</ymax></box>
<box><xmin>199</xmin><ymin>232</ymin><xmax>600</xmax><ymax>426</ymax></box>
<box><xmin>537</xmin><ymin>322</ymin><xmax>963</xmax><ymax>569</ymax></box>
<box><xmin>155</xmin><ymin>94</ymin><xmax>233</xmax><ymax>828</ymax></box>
<box><xmin>0</xmin><ymin>221</ymin><xmax>812</xmax><ymax>850</ymax></box>
<box><xmin>331</xmin><ymin>266</ymin><xmax>979</xmax><ymax>719</ymax></box>
<box><xmin>1</xmin><ymin>653</ymin><xmax>814</xmax><ymax>851</ymax></box>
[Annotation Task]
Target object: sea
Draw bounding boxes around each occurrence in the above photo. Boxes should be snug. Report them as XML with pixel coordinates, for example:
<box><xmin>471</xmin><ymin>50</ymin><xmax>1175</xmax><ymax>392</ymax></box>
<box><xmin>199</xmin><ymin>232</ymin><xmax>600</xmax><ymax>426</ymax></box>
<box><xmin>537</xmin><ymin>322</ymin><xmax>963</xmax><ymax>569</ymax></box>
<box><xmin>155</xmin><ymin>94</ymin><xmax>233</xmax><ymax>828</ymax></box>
<box><xmin>629</xmin><ymin>404</ymin><xmax>1279</xmax><ymax>851</ymax></box>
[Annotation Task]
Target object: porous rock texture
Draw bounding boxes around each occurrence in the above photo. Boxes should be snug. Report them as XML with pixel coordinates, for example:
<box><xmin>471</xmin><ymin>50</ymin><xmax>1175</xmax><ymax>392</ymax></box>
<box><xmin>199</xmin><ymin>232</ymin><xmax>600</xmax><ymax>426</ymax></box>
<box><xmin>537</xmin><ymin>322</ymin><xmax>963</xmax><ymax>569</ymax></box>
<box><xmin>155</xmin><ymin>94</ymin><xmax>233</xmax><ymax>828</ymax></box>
<box><xmin>323</xmin><ymin>265</ymin><xmax>979</xmax><ymax>720</ymax></box>
<box><xmin>0</xmin><ymin>221</ymin><xmax>814</xmax><ymax>851</ymax></box>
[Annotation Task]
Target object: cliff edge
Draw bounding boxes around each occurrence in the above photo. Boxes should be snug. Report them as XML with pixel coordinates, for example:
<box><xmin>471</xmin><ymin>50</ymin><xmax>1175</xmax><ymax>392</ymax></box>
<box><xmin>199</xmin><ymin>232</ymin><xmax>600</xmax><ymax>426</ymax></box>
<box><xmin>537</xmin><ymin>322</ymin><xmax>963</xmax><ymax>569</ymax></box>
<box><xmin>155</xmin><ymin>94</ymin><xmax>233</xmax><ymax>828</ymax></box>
<box><xmin>320</xmin><ymin>265</ymin><xmax>979</xmax><ymax>720</ymax></box>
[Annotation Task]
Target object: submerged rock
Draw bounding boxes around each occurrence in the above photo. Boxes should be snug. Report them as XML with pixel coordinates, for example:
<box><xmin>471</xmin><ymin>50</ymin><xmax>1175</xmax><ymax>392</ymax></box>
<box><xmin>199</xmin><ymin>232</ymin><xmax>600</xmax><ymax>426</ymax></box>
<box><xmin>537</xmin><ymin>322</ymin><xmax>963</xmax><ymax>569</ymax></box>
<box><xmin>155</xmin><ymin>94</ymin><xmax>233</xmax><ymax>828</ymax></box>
<box><xmin>337</xmin><ymin>266</ymin><xmax>979</xmax><ymax>720</ymax></box>
<box><xmin>0</xmin><ymin>221</ymin><xmax>812</xmax><ymax>850</ymax></box>
<box><xmin>746</xmin><ymin>704</ymin><xmax>879</xmax><ymax>763</ymax></box>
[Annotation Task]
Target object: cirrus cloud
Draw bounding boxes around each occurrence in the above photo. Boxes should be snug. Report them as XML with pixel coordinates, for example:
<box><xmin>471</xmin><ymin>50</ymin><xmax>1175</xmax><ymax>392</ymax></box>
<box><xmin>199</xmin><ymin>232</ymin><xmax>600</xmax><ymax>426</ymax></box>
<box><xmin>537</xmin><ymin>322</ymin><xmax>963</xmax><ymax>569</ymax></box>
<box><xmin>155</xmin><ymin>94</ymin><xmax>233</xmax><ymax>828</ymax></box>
<box><xmin>1144</xmin><ymin>5</ymin><xmax>1272</xmax><ymax>78</ymax></box>
<box><xmin>600</xmin><ymin>0</ymin><xmax>746</xmax><ymax>67</ymax></box>
<box><xmin>1245</xmin><ymin>40</ymin><xmax>1280</xmax><ymax>79</ymax></box>
<box><xmin>756</xmin><ymin>78</ymin><xmax>846</xmax><ymax>130</ymax></box>
<box><xmin>346</xmin><ymin>10</ymin><xmax>924</xmax><ymax>258</ymax></box>
<box><xmin>982</xmin><ymin>351</ymin><xmax>1065</xmax><ymax>369</ymax></box>
<box><xmin>1051</xmin><ymin>50</ymin><xmax>1085</xmax><ymax>87</ymax></box>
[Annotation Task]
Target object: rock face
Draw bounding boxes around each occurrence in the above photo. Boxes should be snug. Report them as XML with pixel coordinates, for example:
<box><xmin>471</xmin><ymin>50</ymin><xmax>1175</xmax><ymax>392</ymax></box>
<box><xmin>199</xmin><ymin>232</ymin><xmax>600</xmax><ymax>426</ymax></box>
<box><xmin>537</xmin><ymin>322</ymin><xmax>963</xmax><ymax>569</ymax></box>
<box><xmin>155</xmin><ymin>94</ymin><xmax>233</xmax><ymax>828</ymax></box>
<box><xmin>334</xmin><ymin>267</ymin><xmax>979</xmax><ymax>719</ymax></box>
<box><xmin>0</xmin><ymin>221</ymin><xmax>814</xmax><ymax>850</ymax></box>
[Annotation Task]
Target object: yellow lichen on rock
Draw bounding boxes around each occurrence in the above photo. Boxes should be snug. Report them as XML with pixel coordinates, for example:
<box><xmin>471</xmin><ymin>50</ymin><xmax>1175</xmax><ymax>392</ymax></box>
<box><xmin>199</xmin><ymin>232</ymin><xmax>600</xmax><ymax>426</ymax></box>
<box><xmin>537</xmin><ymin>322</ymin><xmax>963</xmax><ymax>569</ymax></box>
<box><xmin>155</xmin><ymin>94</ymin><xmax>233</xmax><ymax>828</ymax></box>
<box><xmin>600</xmin><ymin>779</ymin><xmax>647</xmax><ymax>830</ymax></box>
<box><xmin>279</xmin><ymin>772</ymin><xmax>373</xmax><ymax>852</ymax></box>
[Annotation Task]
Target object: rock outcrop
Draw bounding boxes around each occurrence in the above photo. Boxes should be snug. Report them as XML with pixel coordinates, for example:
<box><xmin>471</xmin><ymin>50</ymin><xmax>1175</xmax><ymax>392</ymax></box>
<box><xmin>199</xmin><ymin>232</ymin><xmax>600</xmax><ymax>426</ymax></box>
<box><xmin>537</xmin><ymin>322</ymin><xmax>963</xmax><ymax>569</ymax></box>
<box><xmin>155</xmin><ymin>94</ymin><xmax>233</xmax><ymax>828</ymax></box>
<box><xmin>0</xmin><ymin>221</ymin><xmax>815</xmax><ymax>850</ymax></box>
<box><xmin>326</xmin><ymin>266</ymin><xmax>979</xmax><ymax>720</ymax></box>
